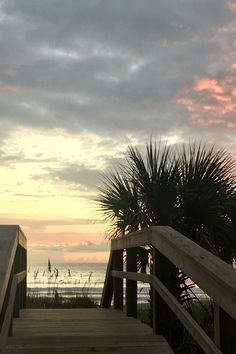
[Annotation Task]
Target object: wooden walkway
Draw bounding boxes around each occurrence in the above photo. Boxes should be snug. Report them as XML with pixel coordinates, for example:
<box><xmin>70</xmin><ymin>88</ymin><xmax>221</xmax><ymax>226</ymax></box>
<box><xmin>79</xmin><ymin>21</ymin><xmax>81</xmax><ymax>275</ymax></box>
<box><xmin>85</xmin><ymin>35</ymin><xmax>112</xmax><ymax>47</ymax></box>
<box><xmin>5</xmin><ymin>308</ymin><xmax>172</xmax><ymax>354</ymax></box>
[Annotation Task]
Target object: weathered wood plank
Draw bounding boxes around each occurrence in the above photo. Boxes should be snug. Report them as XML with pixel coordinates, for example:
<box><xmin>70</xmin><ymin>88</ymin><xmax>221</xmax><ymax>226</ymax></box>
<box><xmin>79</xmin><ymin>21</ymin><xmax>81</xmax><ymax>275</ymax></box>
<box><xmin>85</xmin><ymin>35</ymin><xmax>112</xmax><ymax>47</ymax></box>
<box><xmin>0</xmin><ymin>232</ymin><xmax>18</xmax><ymax>313</ymax></box>
<box><xmin>0</xmin><ymin>226</ymin><xmax>27</xmax><ymax>314</ymax></box>
<box><xmin>100</xmin><ymin>251</ymin><xmax>114</xmax><ymax>308</ymax></box>
<box><xmin>0</xmin><ymin>271</ymin><xmax>27</xmax><ymax>352</ymax></box>
<box><xmin>5</xmin><ymin>309</ymin><xmax>173</xmax><ymax>354</ymax></box>
<box><xmin>113</xmin><ymin>250</ymin><xmax>123</xmax><ymax>311</ymax></box>
<box><xmin>111</xmin><ymin>271</ymin><xmax>150</xmax><ymax>283</ymax></box>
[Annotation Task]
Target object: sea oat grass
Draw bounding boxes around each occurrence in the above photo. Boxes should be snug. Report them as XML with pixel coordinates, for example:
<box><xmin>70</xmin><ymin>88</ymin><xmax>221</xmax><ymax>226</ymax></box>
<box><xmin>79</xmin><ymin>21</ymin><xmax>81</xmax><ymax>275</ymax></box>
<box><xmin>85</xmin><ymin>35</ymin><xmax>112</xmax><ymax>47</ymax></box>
<box><xmin>27</xmin><ymin>292</ymin><xmax>98</xmax><ymax>309</ymax></box>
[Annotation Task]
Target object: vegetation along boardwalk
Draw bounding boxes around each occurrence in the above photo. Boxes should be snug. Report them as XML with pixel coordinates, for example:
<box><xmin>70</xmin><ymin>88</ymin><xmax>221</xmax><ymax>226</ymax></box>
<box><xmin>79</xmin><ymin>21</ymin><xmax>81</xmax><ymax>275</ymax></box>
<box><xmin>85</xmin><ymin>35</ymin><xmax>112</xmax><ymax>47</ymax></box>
<box><xmin>4</xmin><ymin>308</ymin><xmax>173</xmax><ymax>354</ymax></box>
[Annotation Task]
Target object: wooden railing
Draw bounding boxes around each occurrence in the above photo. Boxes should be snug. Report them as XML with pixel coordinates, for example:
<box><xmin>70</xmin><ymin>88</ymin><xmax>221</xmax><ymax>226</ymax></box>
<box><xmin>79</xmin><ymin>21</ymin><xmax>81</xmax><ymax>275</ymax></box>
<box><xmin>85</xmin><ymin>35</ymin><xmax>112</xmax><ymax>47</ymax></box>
<box><xmin>101</xmin><ymin>226</ymin><xmax>236</xmax><ymax>354</ymax></box>
<box><xmin>0</xmin><ymin>225</ymin><xmax>27</xmax><ymax>353</ymax></box>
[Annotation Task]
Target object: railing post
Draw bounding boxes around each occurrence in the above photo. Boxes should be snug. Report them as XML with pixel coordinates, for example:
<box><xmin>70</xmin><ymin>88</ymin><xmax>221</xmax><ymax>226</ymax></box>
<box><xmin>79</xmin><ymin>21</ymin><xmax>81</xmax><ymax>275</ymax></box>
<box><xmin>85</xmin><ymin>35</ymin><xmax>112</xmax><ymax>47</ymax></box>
<box><xmin>13</xmin><ymin>287</ymin><xmax>20</xmax><ymax>318</ymax></box>
<box><xmin>152</xmin><ymin>248</ymin><xmax>174</xmax><ymax>339</ymax></box>
<box><xmin>219</xmin><ymin>307</ymin><xmax>236</xmax><ymax>354</ymax></box>
<box><xmin>113</xmin><ymin>249</ymin><xmax>123</xmax><ymax>311</ymax></box>
<box><xmin>213</xmin><ymin>303</ymin><xmax>220</xmax><ymax>348</ymax></box>
<box><xmin>18</xmin><ymin>246</ymin><xmax>27</xmax><ymax>310</ymax></box>
<box><xmin>101</xmin><ymin>251</ymin><xmax>114</xmax><ymax>308</ymax></box>
<box><xmin>152</xmin><ymin>248</ymin><xmax>158</xmax><ymax>334</ymax></box>
<box><xmin>126</xmin><ymin>247</ymin><xmax>137</xmax><ymax>318</ymax></box>
<box><xmin>22</xmin><ymin>247</ymin><xmax>27</xmax><ymax>309</ymax></box>
<box><xmin>13</xmin><ymin>246</ymin><xmax>20</xmax><ymax>318</ymax></box>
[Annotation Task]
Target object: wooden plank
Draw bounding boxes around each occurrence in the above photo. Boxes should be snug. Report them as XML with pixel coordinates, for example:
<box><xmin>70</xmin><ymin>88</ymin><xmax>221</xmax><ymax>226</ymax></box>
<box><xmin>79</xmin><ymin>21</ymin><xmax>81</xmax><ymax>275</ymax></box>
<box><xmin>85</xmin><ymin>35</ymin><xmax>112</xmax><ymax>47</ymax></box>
<box><xmin>17</xmin><ymin>227</ymin><xmax>27</xmax><ymax>249</ymax></box>
<box><xmin>5</xmin><ymin>347</ymin><xmax>172</xmax><ymax>354</ymax></box>
<box><xmin>0</xmin><ymin>277</ymin><xmax>18</xmax><ymax>352</ymax></box>
<box><xmin>113</xmin><ymin>250</ymin><xmax>123</xmax><ymax>311</ymax></box>
<box><xmin>111</xmin><ymin>271</ymin><xmax>150</xmax><ymax>283</ymax></box>
<box><xmin>5</xmin><ymin>309</ymin><xmax>173</xmax><ymax>354</ymax></box>
<box><xmin>152</xmin><ymin>247</ymin><xmax>159</xmax><ymax>334</ymax></box>
<box><xmin>111</xmin><ymin>229</ymin><xmax>152</xmax><ymax>251</ymax></box>
<box><xmin>0</xmin><ymin>271</ymin><xmax>26</xmax><ymax>350</ymax></box>
<box><xmin>0</xmin><ymin>232</ymin><xmax>18</xmax><ymax>313</ymax></box>
<box><xmin>0</xmin><ymin>226</ymin><xmax>27</xmax><ymax>315</ymax></box>
<box><xmin>126</xmin><ymin>248</ymin><xmax>137</xmax><ymax>318</ymax></box>
<box><xmin>16</xmin><ymin>271</ymin><xmax>26</xmax><ymax>285</ymax></box>
<box><xmin>100</xmin><ymin>251</ymin><xmax>113</xmax><ymax>308</ymax></box>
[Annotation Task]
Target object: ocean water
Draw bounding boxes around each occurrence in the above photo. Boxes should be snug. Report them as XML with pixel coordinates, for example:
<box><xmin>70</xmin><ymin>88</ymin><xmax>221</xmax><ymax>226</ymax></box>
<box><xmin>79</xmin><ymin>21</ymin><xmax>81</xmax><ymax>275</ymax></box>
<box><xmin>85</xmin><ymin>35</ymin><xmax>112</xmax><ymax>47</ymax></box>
<box><xmin>27</xmin><ymin>262</ymin><xmax>208</xmax><ymax>304</ymax></box>
<box><xmin>27</xmin><ymin>262</ymin><xmax>150</xmax><ymax>303</ymax></box>
<box><xmin>27</xmin><ymin>263</ymin><xmax>107</xmax><ymax>298</ymax></box>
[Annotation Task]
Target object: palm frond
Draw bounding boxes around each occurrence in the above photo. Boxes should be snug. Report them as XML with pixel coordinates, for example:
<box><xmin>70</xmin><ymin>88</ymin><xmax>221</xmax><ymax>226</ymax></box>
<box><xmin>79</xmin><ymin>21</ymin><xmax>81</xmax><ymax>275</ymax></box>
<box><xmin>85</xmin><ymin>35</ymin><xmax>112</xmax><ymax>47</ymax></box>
<box><xmin>96</xmin><ymin>170</ymin><xmax>145</xmax><ymax>238</ymax></box>
<box><xmin>178</xmin><ymin>143</ymin><xmax>236</xmax><ymax>257</ymax></box>
<box><xmin>127</xmin><ymin>141</ymin><xmax>180</xmax><ymax>225</ymax></box>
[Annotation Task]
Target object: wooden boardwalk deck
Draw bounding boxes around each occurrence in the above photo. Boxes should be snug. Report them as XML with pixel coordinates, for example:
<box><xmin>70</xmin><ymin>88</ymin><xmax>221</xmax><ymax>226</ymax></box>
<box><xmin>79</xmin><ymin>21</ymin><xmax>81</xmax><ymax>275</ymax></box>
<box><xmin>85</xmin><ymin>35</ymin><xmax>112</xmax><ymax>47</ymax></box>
<box><xmin>5</xmin><ymin>308</ymin><xmax>173</xmax><ymax>353</ymax></box>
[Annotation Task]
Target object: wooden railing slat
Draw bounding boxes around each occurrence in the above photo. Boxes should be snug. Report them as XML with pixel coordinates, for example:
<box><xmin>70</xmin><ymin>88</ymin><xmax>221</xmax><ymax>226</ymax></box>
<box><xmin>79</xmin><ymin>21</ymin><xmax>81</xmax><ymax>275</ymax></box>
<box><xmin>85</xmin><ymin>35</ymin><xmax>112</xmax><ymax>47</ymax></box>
<box><xmin>0</xmin><ymin>271</ymin><xmax>26</xmax><ymax>352</ymax></box>
<box><xmin>111</xmin><ymin>271</ymin><xmax>150</xmax><ymax>283</ymax></box>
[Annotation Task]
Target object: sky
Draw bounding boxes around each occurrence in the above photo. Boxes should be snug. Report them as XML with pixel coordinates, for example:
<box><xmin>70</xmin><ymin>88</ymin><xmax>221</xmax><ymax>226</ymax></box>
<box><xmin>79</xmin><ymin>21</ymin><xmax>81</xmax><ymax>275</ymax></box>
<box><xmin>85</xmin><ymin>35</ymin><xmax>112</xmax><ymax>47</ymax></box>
<box><xmin>0</xmin><ymin>0</ymin><xmax>235</xmax><ymax>264</ymax></box>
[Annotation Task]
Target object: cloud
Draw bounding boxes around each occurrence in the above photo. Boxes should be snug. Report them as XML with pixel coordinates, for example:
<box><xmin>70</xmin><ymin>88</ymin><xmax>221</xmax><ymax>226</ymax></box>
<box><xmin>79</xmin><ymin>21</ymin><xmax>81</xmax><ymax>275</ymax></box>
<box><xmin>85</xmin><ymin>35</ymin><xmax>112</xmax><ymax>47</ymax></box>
<box><xmin>226</xmin><ymin>2</ymin><xmax>236</xmax><ymax>12</ymax></box>
<box><xmin>0</xmin><ymin>0</ymin><xmax>235</xmax><ymax>145</ymax></box>
<box><xmin>177</xmin><ymin>70</ymin><xmax>236</xmax><ymax>131</ymax></box>
<box><xmin>0</xmin><ymin>215</ymin><xmax>105</xmax><ymax>234</ymax></box>
<box><xmin>28</xmin><ymin>240</ymin><xmax>110</xmax><ymax>253</ymax></box>
<box><xmin>46</xmin><ymin>164</ymin><xmax>101</xmax><ymax>191</ymax></box>
<box><xmin>0</xmin><ymin>1</ymin><xmax>235</xmax><ymax>210</ymax></box>
<box><xmin>1</xmin><ymin>1</ymin><xmax>236</xmax><ymax>264</ymax></box>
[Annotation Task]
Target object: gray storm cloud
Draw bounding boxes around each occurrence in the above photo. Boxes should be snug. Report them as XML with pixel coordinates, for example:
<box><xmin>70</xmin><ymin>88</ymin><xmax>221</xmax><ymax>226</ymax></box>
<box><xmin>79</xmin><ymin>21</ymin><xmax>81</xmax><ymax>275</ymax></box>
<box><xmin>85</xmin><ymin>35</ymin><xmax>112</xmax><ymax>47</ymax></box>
<box><xmin>0</xmin><ymin>0</ymin><xmax>235</xmax><ymax>166</ymax></box>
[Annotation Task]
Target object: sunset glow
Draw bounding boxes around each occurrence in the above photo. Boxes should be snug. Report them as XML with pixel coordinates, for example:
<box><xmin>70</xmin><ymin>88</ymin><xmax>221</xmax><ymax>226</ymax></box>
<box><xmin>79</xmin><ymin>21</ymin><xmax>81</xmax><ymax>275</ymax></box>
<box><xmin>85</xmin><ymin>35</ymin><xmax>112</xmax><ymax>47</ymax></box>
<box><xmin>0</xmin><ymin>0</ymin><xmax>235</xmax><ymax>264</ymax></box>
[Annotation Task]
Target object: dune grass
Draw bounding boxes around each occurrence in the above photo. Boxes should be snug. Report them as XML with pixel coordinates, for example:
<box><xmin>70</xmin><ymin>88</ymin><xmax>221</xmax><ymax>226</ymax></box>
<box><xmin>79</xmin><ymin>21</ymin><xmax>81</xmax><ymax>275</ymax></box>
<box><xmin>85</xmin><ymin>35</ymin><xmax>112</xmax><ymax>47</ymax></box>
<box><xmin>27</xmin><ymin>291</ymin><xmax>98</xmax><ymax>309</ymax></box>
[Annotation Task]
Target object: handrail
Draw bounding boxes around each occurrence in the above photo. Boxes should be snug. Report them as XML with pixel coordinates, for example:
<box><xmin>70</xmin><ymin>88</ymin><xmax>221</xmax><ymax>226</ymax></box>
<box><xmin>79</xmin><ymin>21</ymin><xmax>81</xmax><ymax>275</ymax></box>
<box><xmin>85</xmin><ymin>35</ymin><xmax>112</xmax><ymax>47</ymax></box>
<box><xmin>111</xmin><ymin>226</ymin><xmax>236</xmax><ymax>321</ymax></box>
<box><xmin>0</xmin><ymin>226</ymin><xmax>27</xmax><ymax>353</ymax></box>
<box><xmin>101</xmin><ymin>226</ymin><xmax>236</xmax><ymax>354</ymax></box>
<box><xmin>0</xmin><ymin>226</ymin><xmax>27</xmax><ymax>314</ymax></box>
<box><xmin>0</xmin><ymin>271</ymin><xmax>26</xmax><ymax>353</ymax></box>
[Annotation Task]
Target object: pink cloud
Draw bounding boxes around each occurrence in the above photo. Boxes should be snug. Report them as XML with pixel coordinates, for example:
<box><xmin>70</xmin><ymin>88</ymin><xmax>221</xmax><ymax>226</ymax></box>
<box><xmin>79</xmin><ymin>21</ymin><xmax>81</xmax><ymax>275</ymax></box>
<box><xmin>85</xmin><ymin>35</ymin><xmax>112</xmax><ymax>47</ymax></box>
<box><xmin>177</xmin><ymin>98</ymin><xmax>196</xmax><ymax>112</ymax></box>
<box><xmin>177</xmin><ymin>68</ymin><xmax>236</xmax><ymax>129</ymax></box>
<box><xmin>212</xmin><ymin>94</ymin><xmax>231</xmax><ymax>103</ymax></box>
<box><xmin>226</xmin><ymin>1</ymin><xmax>236</xmax><ymax>12</ymax></box>
<box><xmin>232</xmin><ymin>88</ymin><xmax>236</xmax><ymax>96</ymax></box>
<box><xmin>194</xmin><ymin>78</ymin><xmax>224</xmax><ymax>94</ymax></box>
<box><xmin>0</xmin><ymin>84</ymin><xmax>22</xmax><ymax>92</ymax></box>
<box><xmin>218</xmin><ymin>20</ymin><xmax>236</xmax><ymax>33</ymax></box>
<box><xmin>227</xmin><ymin>121</ymin><xmax>236</xmax><ymax>128</ymax></box>
<box><xmin>191</xmin><ymin>118</ymin><xmax>226</xmax><ymax>127</ymax></box>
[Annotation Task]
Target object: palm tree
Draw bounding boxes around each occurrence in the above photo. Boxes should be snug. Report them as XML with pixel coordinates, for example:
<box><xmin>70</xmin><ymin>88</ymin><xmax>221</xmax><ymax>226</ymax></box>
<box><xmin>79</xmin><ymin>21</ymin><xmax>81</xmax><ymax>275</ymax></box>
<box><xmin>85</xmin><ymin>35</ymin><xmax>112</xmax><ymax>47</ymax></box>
<box><xmin>177</xmin><ymin>144</ymin><xmax>236</xmax><ymax>262</ymax></box>
<box><xmin>97</xmin><ymin>141</ymin><xmax>236</xmax><ymax>346</ymax></box>
<box><xmin>97</xmin><ymin>142</ymin><xmax>181</xmax><ymax>343</ymax></box>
